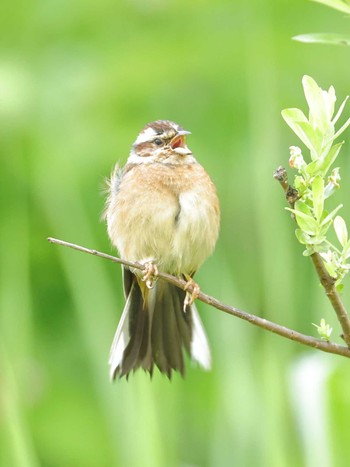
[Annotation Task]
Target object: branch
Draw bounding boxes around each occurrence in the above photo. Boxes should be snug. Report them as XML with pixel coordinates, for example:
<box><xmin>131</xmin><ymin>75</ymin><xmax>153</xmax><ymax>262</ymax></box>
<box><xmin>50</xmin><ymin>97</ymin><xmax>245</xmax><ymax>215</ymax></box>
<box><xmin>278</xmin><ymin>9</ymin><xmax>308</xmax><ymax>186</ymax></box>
<box><xmin>274</xmin><ymin>166</ymin><xmax>350</xmax><ymax>347</ymax></box>
<box><xmin>48</xmin><ymin>237</ymin><xmax>350</xmax><ymax>359</ymax></box>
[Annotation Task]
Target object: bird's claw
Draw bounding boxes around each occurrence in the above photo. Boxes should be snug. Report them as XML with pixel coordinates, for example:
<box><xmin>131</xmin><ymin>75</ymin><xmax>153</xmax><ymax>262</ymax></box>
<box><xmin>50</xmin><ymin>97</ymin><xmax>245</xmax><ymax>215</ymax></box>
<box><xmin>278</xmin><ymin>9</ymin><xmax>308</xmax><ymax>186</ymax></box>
<box><xmin>183</xmin><ymin>278</ymin><xmax>200</xmax><ymax>311</ymax></box>
<box><xmin>142</xmin><ymin>262</ymin><xmax>158</xmax><ymax>289</ymax></box>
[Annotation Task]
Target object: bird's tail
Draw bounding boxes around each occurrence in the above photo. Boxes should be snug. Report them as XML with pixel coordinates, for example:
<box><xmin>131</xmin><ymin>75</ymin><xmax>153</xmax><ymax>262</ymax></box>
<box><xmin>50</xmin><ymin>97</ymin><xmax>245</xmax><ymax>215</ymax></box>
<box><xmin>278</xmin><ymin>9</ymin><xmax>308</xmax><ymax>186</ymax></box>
<box><xmin>109</xmin><ymin>270</ymin><xmax>211</xmax><ymax>379</ymax></box>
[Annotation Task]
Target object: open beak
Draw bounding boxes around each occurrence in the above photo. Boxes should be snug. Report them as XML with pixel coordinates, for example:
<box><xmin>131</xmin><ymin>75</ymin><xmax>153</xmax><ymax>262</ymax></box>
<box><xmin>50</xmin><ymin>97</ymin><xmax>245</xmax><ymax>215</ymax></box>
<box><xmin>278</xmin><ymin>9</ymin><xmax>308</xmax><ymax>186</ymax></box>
<box><xmin>170</xmin><ymin>130</ymin><xmax>192</xmax><ymax>155</ymax></box>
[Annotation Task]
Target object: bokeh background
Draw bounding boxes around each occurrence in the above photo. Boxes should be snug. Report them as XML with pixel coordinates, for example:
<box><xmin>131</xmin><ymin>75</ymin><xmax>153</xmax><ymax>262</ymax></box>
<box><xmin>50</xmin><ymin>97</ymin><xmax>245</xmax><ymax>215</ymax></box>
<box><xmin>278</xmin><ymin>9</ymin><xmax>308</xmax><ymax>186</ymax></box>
<box><xmin>1</xmin><ymin>0</ymin><xmax>350</xmax><ymax>466</ymax></box>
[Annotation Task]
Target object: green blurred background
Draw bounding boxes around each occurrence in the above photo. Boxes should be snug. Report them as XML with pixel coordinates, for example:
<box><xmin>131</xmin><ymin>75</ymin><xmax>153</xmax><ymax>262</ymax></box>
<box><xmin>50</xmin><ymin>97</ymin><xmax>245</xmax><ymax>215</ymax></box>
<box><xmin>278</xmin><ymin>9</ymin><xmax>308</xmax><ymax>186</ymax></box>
<box><xmin>1</xmin><ymin>0</ymin><xmax>350</xmax><ymax>466</ymax></box>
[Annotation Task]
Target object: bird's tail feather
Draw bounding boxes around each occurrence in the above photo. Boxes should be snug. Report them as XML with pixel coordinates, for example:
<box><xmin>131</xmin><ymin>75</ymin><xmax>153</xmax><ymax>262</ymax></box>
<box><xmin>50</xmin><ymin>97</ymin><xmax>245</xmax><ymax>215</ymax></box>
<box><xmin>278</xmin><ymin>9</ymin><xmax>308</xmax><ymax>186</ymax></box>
<box><xmin>109</xmin><ymin>274</ymin><xmax>211</xmax><ymax>379</ymax></box>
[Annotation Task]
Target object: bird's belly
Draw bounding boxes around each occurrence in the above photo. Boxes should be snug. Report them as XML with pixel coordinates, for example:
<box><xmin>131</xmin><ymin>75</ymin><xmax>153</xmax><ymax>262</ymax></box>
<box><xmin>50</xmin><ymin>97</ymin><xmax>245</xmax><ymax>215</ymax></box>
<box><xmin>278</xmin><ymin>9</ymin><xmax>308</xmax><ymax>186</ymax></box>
<box><xmin>169</xmin><ymin>190</ymin><xmax>217</xmax><ymax>275</ymax></box>
<box><xmin>110</xmin><ymin>197</ymin><xmax>177</xmax><ymax>269</ymax></box>
<box><xmin>111</xmin><ymin>194</ymin><xmax>215</xmax><ymax>276</ymax></box>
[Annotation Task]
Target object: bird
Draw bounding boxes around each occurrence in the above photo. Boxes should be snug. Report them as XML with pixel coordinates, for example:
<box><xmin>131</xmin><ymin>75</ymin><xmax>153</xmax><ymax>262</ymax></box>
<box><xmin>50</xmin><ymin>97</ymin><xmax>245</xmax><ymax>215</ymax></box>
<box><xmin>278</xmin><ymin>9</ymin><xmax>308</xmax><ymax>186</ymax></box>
<box><xmin>104</xmin><ymin>120</ymin><xmax>220</xmax><ymax>379</ymax></box>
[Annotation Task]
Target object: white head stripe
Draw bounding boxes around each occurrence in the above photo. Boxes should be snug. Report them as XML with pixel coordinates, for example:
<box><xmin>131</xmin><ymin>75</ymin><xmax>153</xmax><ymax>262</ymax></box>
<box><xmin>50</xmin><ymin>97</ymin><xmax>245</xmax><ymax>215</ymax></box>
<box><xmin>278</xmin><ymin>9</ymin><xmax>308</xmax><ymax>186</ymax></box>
<box><xmin>133</xmin><ymin>127</ymin><xmax>157</xmax><ymax>145</ymax></box>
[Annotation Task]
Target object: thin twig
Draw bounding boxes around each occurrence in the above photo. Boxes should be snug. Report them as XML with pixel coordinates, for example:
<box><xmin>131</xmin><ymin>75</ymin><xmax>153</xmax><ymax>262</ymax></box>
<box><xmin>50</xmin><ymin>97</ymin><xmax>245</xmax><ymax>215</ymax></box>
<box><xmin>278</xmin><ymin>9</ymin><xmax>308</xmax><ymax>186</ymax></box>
<box><xmin>274</xmin><ymin>166</ymin><xmax>350</xmax><ymax>347</ymax></box>
<box><xmin>48</xmin><ymin>237</ymin><xmax>350</xmax><ymax>359</ymax></box>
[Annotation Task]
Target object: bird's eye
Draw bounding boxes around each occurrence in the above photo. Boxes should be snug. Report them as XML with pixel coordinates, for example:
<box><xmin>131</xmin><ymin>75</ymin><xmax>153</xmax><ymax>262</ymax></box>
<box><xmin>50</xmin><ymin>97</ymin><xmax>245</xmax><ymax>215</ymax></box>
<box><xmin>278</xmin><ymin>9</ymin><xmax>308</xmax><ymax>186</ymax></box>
<box><xmin>153</xmin><ymin>138</ymin><xmax>163</xmax><ymax>146</ymax></box>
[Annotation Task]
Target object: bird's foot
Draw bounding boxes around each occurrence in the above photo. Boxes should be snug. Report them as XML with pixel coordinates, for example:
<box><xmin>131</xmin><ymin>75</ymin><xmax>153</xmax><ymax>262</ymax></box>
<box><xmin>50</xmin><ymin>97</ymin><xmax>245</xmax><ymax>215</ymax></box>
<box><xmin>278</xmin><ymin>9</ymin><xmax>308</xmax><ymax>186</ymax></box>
<box><xmin>142</xmin><ymin>262</ymin><xmax>159</xmax><ymax>289</ymax></box>
<box><xmin>183</xmin><ymin>278</ymin><xmax>200</xmax><ymax>311</ymax></box>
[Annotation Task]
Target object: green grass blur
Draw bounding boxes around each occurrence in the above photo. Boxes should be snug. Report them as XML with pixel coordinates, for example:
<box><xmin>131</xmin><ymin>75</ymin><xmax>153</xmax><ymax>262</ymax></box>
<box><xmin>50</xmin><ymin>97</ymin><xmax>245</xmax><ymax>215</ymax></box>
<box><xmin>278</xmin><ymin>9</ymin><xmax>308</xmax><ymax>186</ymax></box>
<box><xmin>1</xmin><ymin>1</ymin><xmax>350</xmax><ymax>466</ymax></box>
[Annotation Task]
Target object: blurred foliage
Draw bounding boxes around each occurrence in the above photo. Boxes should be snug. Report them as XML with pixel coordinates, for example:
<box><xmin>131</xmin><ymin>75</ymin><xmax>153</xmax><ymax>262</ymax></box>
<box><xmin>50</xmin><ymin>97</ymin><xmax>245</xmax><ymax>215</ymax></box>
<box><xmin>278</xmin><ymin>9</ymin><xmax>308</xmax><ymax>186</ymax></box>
<box><xmin>294</xmin><ymin>0</ymin><xmax>350</xmax><ymax>45</ymax></box>
<box><xmin>312</xmin><ymin>0</ymin><xmax>350</xmax><ymax>15</ymax></box>
<box><xmin>1</xmin><ymin>0</ymin><xmax>350</xmax><ymax>466</ymax></box>
<box><xmin>294</xmin><ymin>33</ymin><xmax>350</xmax><ymax>46</ymax></box>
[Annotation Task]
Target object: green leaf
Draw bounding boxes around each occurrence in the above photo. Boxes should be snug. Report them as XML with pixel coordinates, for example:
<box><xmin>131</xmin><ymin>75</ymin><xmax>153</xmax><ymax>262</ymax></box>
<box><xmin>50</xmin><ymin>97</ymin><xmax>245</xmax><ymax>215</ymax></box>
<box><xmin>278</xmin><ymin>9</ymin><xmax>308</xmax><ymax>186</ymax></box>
<box><xmin>334</xmin><ymin>216</ymin><xmax>348</xmax><ymax>247</ymax></box>
<box><xmin>312</xmin><ymin>176</ymin><xmax>324</xmax><ymax>222</ymax></box>
<box><xmin>281</xmin><ymin>108</ymin><xmax>308</xmax><ymax>125</ymax></box>
<box><xmin>311</xmin><ymin>236</ymin><xmax>327</xmax><ymax>245</ymax></box>
<box><xmin>295</xmin><ymin>229</ymin><xmax>311</xmax><ymax>245</ymax></box>
<box><xmin>333</xmin><ymin>96</ymin><xmax>349</xmax><ymax>125</ymax></box>
<box><xmin>293</xmin><ymin>33</ymin><xmax>350</xmax><ymax>46</ymax></box>
<box><xmin>297</xmin><ymin>121</ymin><xmax>323</xmax><ymax>158</ymax></box>
<box><xmin>305</xmin><ymin>159</ymin><xmax>322</xmax><ymax>176</ymax></box>
<box><xmin>320</xmin><ymin>204</ymin><xmax>343</xmax><ymax>226</ymax></box>
<box><xmin>319</xmin><ymin>220</ymin><xmax>333</xmax><ymax>236</ymax></box>
<box><xmin>303</xmin><ymin>247</ymin><xmax>315</xmax><ymax>256</ymax></box>
<box><xmin>332</xmin><ymin>117</ymin><xmax>350</xmax><ymax>141</ymax></box>
<box><xmin>343</xmin><ymin>239</ymin><xmax>350</xmax><ymax>258</ymax></box>
<box><xmin>302</xmin><ymin>75</ymin><xmax>331</xmax><ymax>132</ymax></box>
<box><xmin>295</xmin><ymin>199</ymin><xmax>313</xmax><ymax>216</ymax></box>
<box><xmin>294</xmin><ymin>176</ymin><xmax>307</xmax><ymax>191</ymax></box>
<box><xmin>320</xmin><ymin>142</ymin><xmax>343</xmax><ymax>174</ymax></box>
<box><xmin>336</xmin><ymin>283</ymin><xmax>344</xmax><ymax>293</ymax></box>
<box><xmin>306</xmin><ymin>142</ymin><xmax>343</xmax><ymax>176</ymax></box>
<box><xmin>281</xmin><ymin>108</ymin><xmax>317</xmax><ymax>152</ymax></box>
<box><xmin>286</xmin><ymin>207</ymin><xmax>318</xmax><ymax>235</ymax></box>
<box><xmin>311</xmin><ymin>0</ymin><xmax>350</xmax><ymax>15</ymax></box>
<box><xmin>323</xmin><ymin>260</ymin><xmax>338</xmax><ymax>278</ymax></box>
<box><xmin>312</xmin><ymin>318</ymin><xmax>333</xmax><ymax>341</ymax></box>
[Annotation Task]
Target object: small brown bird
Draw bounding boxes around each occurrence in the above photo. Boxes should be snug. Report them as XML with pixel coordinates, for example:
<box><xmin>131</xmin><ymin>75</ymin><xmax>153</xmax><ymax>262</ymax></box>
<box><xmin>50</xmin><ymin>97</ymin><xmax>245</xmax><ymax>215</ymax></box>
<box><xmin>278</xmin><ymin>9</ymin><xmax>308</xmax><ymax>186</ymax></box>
<box><xmin>105</xmin><ymin>120</ymin><xmax>220</xmax><ymax>379</ymax></box>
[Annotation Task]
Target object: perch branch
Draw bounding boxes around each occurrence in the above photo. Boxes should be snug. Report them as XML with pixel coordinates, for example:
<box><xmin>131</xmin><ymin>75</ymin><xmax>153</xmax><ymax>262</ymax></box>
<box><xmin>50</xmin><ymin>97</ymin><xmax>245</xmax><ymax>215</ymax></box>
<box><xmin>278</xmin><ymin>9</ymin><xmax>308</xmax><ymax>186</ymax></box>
<box><xmin>48</xmin><ymin>237</ymin><xmax>350</xmax><ymax>359</ymax></box>
<box><xmin>274</xmin><ymin>166</ymin><xmax>350</xmax><ymax>347</ymax></box>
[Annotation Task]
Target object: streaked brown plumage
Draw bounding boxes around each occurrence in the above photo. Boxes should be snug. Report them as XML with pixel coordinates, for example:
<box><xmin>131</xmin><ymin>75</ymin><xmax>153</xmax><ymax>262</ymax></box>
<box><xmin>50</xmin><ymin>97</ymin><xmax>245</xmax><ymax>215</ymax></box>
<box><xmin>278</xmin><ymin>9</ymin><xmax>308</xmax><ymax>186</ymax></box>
<box><xmin>105</xmin><ymin>120</ymin><xmax>220</xmax><ymax>379</ymax></box>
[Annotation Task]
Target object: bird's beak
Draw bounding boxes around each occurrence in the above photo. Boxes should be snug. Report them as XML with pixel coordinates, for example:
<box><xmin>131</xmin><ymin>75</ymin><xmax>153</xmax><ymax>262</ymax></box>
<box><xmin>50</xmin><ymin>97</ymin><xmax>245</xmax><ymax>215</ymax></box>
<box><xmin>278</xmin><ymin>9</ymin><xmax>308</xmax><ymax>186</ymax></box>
<box><xmin>177</xmin><ymin>130</ymin><xmax>191</xmax><ymax>137</ymax></box>
<box><xmin>170</xmin><ymin>130</ymin><xmax>192</xmax><ymax>155</ymax></box>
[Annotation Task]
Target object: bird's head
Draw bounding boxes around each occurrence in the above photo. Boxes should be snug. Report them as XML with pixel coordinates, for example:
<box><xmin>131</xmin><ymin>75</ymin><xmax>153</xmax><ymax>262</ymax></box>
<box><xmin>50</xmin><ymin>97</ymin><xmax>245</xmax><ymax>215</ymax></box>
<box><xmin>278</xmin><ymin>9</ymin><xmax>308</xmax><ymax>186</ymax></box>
<box><xmin>129</xmin><ymin>120</ymin><xmax>193</xmax><ymax>164</ymax></box>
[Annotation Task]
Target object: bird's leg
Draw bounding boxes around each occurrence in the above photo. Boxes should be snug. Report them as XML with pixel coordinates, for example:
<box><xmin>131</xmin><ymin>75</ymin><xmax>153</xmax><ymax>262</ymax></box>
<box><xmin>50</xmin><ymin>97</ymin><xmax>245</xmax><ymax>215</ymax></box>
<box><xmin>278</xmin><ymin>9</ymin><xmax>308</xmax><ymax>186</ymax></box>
<box><xmin>141</xmin><ymin>262</ymin><xmax>159</xmax><ymax>289</ymax></box>
<box><xmin>183</xmin><ymin>276</ymin><xmax>200</xmax><ymax>311</ymax></box>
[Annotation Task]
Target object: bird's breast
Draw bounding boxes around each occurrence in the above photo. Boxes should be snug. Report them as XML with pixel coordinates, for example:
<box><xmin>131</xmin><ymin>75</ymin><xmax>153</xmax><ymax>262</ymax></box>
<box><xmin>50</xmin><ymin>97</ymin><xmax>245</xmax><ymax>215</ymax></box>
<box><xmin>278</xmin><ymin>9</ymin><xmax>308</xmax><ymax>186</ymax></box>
<box><xmin>106</xmin><ymin>161</ymin><xmax>219</xmax><ymax>275</ymax></box>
